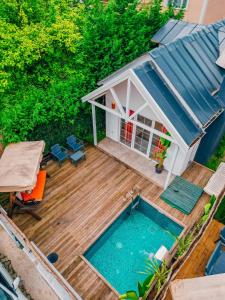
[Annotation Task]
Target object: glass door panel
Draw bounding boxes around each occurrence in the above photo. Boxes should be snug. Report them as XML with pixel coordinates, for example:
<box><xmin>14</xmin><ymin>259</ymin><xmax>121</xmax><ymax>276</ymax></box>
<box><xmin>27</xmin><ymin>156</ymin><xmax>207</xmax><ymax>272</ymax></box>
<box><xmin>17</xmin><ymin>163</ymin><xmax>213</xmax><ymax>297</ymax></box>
<box><xmin>120</xmin><ymin>118</ymin><xmax>133</xmax><ymax>147</ymax></box>
<box><xmin>134</xmin><ymin>126</ymin><xmax>150</xmax><ymax>155</ymax></box>
<box><xmin>150</xmin><ymin>134</ymin><xmax>160</xmax><ymax>159</ymax></box>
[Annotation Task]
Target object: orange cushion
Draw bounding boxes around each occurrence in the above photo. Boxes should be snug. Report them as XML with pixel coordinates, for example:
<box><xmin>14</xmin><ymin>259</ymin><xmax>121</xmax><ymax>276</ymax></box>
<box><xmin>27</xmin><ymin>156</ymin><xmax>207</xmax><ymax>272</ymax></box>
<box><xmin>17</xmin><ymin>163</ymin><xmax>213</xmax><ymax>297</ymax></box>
<box><xmin>21</xmin><ymin>170</ymin><xmax>47</xmax><ymax>202</ymax></box>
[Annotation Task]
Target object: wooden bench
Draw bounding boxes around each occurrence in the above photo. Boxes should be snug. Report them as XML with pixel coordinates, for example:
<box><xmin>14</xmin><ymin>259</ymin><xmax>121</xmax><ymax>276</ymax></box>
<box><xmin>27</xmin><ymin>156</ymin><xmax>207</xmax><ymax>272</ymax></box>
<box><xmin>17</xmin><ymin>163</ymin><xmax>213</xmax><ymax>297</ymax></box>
<box><xmin>204</xmin><ymin>163</ymin><xmax>225</xmax><ymax>198</ymax></box>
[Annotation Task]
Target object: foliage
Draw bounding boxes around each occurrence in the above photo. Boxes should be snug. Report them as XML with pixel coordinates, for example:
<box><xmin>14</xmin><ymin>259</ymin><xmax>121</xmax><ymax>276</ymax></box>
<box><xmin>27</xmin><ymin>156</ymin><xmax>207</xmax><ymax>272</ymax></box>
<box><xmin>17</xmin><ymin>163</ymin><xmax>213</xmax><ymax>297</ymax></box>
<box><xmin>141</xmin><ymin>258</ymin><xmax>171</xmax><ymax>294</ymax></box>
<box><xmin>154</xmin><ymin>132</ymin><xmax>172</xmax><ymax>167</ymax></box>
<box><xmin>119</xmin><ymin>257</ymin><xmax>172</xmax><ymax>299</ymax></box>
<box><xmin>176</xmin><ymin>233</ymin><xmax>193</xmax><ymax>258</ymax></box>
<box><xmin>119</xmin><ymin>274</ymin><xmax>154</xmax><ymax>300</ymax></box>
<box><xmin>206</xmin><ymin>134</ymin><xmax>225</xmax><ymax>170</ymax></box>
<box><xmin>214</xmin><ymin>196</ymin><xmax>225</xmax><ymax>224</ymax></box>
<box><xmin>196</xmin><ymin>195</ymin><xmax>217</xmax><ymax>231</ymax></box>
<box><xmin>0</xmin><ymin>0</ymin><xmax>183</xmax><ymax>147</ymax></box>
<box><xmin>27</xmin><ymin>108</ymin><xmax>105</xmax><ymax>153</ymax></box>
<box><xmin>147</xmin><ymin>259</ymin><xmax>170</xmax><ymax>293</ymax></box>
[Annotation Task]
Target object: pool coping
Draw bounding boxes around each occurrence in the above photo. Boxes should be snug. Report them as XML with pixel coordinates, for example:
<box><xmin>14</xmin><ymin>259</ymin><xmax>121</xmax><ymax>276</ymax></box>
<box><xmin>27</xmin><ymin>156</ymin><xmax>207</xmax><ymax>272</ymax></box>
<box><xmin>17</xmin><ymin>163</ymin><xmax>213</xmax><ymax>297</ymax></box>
<box><xmin>141</xmin><ymin>195</ymin><xmax>187</xmax><ymax>257</ymax></box>
<box><xmin>80</xmin><ymin>255</ymin><xmax>120</xmax><ymax>296</ymax></box>
<box><xmin>82</xmin><ymin>192</ymin><xmax>187</xmax><ymax>295</ymax></box>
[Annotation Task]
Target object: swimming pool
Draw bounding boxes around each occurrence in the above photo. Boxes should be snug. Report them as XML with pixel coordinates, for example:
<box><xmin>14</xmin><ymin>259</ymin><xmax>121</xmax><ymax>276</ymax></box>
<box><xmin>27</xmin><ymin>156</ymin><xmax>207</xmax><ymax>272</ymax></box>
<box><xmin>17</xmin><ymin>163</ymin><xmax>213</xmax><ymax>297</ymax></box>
<box><xmin>84</xmin><ymin>196</ymin><xmax>183</xmax><ymax>294</ymax></box>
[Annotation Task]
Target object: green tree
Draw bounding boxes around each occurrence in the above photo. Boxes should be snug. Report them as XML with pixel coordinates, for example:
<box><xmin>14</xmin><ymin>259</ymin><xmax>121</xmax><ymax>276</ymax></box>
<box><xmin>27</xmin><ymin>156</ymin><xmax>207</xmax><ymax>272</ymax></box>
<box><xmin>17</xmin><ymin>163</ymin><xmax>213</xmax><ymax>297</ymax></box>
<box><xmin>0</xmin><ymin>0</ymin><xmax>183</xmax><ymax>148</ymax></box>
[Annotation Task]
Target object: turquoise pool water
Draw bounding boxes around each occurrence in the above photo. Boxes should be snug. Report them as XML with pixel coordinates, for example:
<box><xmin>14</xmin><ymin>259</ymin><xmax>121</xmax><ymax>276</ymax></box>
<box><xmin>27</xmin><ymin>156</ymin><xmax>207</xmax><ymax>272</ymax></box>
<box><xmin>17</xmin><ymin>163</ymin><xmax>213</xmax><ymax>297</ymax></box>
<box><xmin>84</xmin><ymin>197</ymin><xmax>183</xmax><ymax>294</ymax></box>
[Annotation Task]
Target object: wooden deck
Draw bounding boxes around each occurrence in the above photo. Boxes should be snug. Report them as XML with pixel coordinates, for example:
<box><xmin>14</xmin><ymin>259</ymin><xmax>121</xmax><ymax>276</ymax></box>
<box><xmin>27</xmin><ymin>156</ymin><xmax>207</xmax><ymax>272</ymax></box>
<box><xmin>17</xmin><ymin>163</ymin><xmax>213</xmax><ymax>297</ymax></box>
<box><xmin>7</xmin><ymin>146</ymin><xmax>213</xmax><ymax>299</ymax></box>
<box><xmin>98</xmin><ymin>138</ymin><xmax>175</xmax><ymax>187</ymax></box>
<box><xmin>165</xmin><ymin>219</ymin><xmax>224</xmax><ymax>300</ymax></box>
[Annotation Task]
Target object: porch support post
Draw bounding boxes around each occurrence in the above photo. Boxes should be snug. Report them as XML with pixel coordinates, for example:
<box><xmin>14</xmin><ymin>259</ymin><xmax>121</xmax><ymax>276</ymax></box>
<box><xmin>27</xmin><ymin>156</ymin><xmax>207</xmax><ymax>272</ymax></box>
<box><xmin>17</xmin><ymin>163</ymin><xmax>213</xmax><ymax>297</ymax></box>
<box><xmin>164</xmin><ymin>144</ymin><xmax>179</xmax><ymax>190</ymax></box>
<box><xmin>126</xmin><ymin>78</ymin><xmax>131</xmax><ymax>118</ymax></box>
<box><xmin>92</xmin><ymin>104</ymin><xmax>97</xmax><ymax>146</ymax></box>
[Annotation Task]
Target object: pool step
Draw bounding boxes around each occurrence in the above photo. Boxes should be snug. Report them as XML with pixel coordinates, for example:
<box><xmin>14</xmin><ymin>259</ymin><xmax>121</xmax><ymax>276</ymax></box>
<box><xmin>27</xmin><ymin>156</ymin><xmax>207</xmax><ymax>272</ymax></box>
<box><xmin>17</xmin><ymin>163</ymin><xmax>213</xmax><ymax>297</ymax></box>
<box><xmin>61</xmin><ymin>255</ymin><xmax>118</xmax><ymax>299</ymax></box>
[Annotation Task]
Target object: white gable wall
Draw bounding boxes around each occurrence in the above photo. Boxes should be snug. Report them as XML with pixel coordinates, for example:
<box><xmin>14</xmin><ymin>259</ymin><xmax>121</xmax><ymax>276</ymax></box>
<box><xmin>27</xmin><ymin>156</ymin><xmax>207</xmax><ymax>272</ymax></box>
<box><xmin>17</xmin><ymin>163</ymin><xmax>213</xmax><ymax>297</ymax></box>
<box><xmin>104</xmin><ymin>80</ymin><xmax>200</xmax><ymax>176</ymax></box>
<box><xmin>106</xmin><ymin>90</ymin><xmax>120</xmax><ymax>141</ymax></box>
<box><xmin>113</xmin><ymin>80</ymin><xmax>159</xmax><ymax>121</ymax></box>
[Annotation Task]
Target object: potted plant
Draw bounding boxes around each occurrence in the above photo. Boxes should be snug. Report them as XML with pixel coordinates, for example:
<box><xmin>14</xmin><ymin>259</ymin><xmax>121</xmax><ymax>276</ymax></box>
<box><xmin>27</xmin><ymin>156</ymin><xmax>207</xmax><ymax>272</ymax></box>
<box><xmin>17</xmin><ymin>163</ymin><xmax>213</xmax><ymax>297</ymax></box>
<box><xmin>154</xmin><ymin>135</ymin><xmax>171</xmax><ymax>174</ymax></box>
<box><xmin>154</xmin><ymin>149</ymin><xmax>167</xmax><ymax>174</ymax></box>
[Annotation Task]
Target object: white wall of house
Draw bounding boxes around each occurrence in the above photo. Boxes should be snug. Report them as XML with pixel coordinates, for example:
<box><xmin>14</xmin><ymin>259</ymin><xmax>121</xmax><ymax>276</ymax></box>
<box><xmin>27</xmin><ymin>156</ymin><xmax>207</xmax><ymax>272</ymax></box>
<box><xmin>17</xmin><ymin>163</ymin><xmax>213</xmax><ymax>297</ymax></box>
<box><xmin>164</xmin><ymin>140</ymin><xmax>200</xmax><ymax>175</ymax></box>
<box><xmin>106</xmin><ymin>91</ymin><xmax>120</xmax><ymax>141</ymax></box>
<box><xmin>104</xmin><ymin>81</ymin><xmax>200</xmax><ymax>176</ymax></box>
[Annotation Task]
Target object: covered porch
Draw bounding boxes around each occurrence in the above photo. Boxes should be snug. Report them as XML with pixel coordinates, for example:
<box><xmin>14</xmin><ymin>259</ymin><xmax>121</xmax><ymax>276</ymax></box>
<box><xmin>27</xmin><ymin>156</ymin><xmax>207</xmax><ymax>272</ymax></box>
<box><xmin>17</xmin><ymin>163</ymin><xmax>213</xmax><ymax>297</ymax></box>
<box><xmin>82</xmin><ymin>71</ymin><xmax>191</xmax><ymax>190</ymax></box>
<box><xmin>98</xmin><ymin>137</ymin><xmax>175</xmax><ymax>187</ymax></box>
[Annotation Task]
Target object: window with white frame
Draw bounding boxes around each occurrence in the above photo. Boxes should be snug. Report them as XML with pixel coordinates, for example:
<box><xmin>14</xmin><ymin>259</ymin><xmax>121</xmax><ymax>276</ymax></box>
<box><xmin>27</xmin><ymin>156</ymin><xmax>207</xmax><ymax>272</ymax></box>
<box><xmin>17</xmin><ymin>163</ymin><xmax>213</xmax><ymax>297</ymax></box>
<box><xmin>119</xmin><ymin>111</ymin><xmax>171</xmax><ymax>160</ymax></box>
<box><xmin>167</xmin><ymin>0</ymin><xmax>189</xmax><ymax>9</ymax></box>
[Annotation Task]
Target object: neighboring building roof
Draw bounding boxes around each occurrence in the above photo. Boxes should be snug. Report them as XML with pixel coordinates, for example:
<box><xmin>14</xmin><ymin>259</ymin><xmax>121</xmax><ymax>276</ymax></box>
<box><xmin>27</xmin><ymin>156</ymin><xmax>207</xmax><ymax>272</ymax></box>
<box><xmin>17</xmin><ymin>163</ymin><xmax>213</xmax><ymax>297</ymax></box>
<box><xmin>218</xmin><ymin>26</ymin><xmax>225</xmax><ymax>53</ymax></box>
<box><xmin>170</xmin><ymin>274</ymin><xmax>225</xmax><ymax>300</ymax></box>
<box><xmin>152</xmin><ymin>19</ymin><xmax>205</xmax><ymax>45</ymax></box>
<box><xmin>134</xmin><ymin>62</ymin><xmax>202</xmax><ymax>146</ymax></box>
<box><xmin>149</xmin><ymin>20</ymin><xmax>225</xmax><ymax>127</ymax></box>
<box><xmin>217</xmin><ymin>76</ymin><xmax>225</xmax><ymax>106</ymax></box>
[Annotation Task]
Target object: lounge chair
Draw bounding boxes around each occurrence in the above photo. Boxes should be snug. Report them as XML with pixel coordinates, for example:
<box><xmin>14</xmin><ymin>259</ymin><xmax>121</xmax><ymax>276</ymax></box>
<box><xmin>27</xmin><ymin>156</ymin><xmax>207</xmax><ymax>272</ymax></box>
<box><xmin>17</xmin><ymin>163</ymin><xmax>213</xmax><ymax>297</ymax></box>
<box><xmin>50</xmin><ymin>144</ymin><xmax>69</xmax><ymax>166</ymax></box>
<box><xmin>14</xmin><ymin>170</ymin><xmax>47</xmax><ymax>221</ymax></box>
<box><xmin>205</xmin><ymin>241</ymin><xmax>225</xmax><ymax>275</ymax></box>
<box><xmin>66</xmin><ymin>135</ymin><xmax>84</xmax><ymax>152</ymax></box>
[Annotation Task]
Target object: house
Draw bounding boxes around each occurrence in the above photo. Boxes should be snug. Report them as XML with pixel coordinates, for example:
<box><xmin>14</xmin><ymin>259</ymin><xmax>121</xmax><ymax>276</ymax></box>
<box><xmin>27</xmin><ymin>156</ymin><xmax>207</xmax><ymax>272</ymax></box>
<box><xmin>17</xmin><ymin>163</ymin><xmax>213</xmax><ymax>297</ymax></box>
<box><xmin>142</xmin><ymin>1</ymin><xmax>225</xmax><ymax>24</ymax></box>
<box><xmin>163</xmin><ymin>0</ymin><xmax>225</xmax><ymax>24</ymax></box>
<box><xmin>82</xmin><ymin>19</ymin><xmax>225</xmax><ymax>189</ymax></box>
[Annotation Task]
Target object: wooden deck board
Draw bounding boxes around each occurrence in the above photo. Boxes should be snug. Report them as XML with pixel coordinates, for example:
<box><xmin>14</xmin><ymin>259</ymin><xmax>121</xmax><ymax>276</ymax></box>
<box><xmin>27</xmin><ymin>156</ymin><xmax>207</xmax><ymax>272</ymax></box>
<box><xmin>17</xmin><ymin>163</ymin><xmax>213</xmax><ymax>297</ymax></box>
<box><xmin>6</xmin><ymin>146</ymin><xmax>213</xmax><ymax>299</ymax></box>
<box><xmin>165</xmin><ymin>219</ymin><xmax>224</xmax><ymax>300</ymax></box>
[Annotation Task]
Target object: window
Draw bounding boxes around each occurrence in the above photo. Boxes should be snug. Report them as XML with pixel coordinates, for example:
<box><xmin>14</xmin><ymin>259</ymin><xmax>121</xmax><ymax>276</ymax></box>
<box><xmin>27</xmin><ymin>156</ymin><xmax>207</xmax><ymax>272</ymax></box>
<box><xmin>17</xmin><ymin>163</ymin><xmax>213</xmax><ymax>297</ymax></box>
<box><xmin>119</xmin><ymin>111</ymin><xmax>169</xmax><ymax>160</ymax></box>
<box><xmin>137</xmin><ymin>114</ymin><xmax>152</xmax><ymax>127</ymax></box>
<box><xmin>120</xmin><ymin>118</ymin><xmax>133</xmax><ymax>147</ymax></box>
<box><xmin>134</xmin><ymin>126</ymin><xmax>150</xmax><ymax>155</ymax></box>
<box><xmin>167</xmin><ymin>0</ymin><xmax>189</xmax><ymax>9</ymax></box>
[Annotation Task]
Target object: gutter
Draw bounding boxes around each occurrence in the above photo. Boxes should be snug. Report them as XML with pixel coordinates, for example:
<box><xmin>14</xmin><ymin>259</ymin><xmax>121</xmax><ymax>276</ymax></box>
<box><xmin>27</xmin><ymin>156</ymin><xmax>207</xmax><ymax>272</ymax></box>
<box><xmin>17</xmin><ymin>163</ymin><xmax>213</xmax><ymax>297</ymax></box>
<box><xmin>198</xmin><ymin>0</ymin><xmax>209</xmax><ymax>24</ymax></box>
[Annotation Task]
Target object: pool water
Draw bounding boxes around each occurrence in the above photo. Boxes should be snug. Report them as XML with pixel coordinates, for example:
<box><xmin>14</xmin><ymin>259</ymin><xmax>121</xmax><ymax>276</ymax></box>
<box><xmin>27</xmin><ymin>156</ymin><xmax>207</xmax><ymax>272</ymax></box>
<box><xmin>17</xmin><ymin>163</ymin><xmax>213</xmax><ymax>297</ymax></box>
<box><xmin>84</xmin><ymin>197</ymin><xmax>183</xmax><ymax>294</ymax></box>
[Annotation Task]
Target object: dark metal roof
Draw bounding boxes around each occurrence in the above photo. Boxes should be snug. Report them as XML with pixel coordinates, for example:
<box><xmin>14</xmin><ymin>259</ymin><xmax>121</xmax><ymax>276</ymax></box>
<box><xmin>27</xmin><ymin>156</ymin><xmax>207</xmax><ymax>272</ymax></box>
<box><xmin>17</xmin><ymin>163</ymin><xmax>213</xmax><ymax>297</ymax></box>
<box><xmin>134</xmin><ymin>62</ymin><xmax>203</xmax><ymax>146</ymax></box>
<box><xmin>152</xmin><ymin>19</ymin><xmax>205</xmax><ymax>45</ymax></box>
<box><xmin>217</xmin><ymin>77</ymin><xmax>225</xmax><ymax>107</ymax></box>
<box><xmin>149</xmin><ymin>20</ymin><xmax>225</xmax><ymax>127</ymax></box>
<box><xmin>218</xmin><ymin>26</ymin><xmax>225</xmax><ymax>53</ymax></box>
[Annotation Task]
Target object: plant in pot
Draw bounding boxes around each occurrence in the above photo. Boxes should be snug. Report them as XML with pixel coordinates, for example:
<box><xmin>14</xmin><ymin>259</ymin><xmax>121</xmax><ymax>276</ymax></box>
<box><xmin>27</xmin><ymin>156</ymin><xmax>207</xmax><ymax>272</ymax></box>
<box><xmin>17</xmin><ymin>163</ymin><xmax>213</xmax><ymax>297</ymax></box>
<box><xmin>154</xmin><ymin>135</ymin><xmax>171</xmax><ymax>174</ymax></box>
<box><xmin>154</xmin><ymin>149</ymin><xmax>167</xmax><ymax>174</ymax></box>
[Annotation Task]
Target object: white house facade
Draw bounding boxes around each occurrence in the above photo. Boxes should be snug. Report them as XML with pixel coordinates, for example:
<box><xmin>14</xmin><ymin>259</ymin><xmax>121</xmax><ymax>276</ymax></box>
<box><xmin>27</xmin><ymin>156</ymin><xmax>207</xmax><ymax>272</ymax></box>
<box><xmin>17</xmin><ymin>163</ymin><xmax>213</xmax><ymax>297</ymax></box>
<box><xmin>82</xmin><ymin>19</ymin><xmax>225</xmax><ymax>189</ymax></box>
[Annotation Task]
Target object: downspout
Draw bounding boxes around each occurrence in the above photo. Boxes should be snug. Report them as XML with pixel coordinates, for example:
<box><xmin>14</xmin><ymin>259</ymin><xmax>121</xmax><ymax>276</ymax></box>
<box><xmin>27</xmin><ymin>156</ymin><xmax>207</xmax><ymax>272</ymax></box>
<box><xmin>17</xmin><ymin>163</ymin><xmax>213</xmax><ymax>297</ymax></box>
<box><xmin>198</xmin><ymin>0</ymin><xmax>209</xmax><ymax>24</ymax></box>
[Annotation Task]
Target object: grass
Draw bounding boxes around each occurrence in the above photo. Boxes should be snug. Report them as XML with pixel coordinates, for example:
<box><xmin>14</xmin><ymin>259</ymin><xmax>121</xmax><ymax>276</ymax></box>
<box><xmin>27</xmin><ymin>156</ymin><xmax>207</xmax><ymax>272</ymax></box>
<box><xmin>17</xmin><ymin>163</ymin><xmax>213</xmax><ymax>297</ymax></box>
<box><xmin>206</xmin><ymin>134</ymin><xmax>225</xmax><ymax>171</ymax></box>
<box><xmin>214</xmin><ymin>196</ymin><xmax>225</xmax><ymax>225</ymax></box>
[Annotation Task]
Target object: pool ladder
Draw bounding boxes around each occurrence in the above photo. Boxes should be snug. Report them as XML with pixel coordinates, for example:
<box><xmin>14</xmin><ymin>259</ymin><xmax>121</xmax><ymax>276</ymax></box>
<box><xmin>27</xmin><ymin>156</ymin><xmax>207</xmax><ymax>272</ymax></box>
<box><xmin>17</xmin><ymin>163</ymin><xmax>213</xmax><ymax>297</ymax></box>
<box><xmin>127</xmin><ymin>186</ymin><xmax>141</xmax><ymax>215</ymax></box>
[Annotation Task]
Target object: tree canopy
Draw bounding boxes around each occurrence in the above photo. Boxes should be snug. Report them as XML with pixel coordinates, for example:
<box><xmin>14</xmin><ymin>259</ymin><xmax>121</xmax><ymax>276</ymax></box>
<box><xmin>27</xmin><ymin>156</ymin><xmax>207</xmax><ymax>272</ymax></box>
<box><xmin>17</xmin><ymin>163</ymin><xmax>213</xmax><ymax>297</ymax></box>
<box><xmin>0</xmin><ymin>0</ymin><xmax>183</xmax><ymax>148</ymax></box>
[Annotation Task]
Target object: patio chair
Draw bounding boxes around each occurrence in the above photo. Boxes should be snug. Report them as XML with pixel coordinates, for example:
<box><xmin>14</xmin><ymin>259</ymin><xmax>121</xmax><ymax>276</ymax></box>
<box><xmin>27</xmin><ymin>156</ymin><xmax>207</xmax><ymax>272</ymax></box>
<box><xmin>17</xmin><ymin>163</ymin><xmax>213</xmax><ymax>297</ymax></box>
<box><xmin>50</xmin><ymin>144</ymin><xmax>69</xmax><ymax>166</ymax></box>
<box><xmin>66</xmin><ymin>135</ymin><xmax>84</xmax><ymax>152</ymax></box>
<box><xmin>205</xmin><ymin>241</ymin><xmax>225</xmax><ymax>275</ymax></box>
